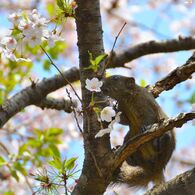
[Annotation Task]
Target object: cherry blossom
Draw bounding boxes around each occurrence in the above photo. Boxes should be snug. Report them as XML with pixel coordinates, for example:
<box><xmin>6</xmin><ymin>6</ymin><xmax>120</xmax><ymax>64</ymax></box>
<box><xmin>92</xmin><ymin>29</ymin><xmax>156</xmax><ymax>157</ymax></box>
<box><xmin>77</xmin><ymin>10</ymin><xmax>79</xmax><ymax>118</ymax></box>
<box><xmin>1</xmin><ymin>48</ymin><xmax>31</xmax><ymax>62</ymax></box>
<box><xmin>1</xmin><ymin>49</ymin><xmax>17</xmax><ymax>61</ymax></box>
<box><xmin>85</xmin><ymin>78</ymin><xmax>103</xmax><ymax>92</ymax></box>
<box><xmin>1</xmin><ymin>37</ymin><xmax>17</xmax><ymax>50</ymax></box>
<box><xmin>18</xmin><ymin>19</ymin><xmax>34</xmax><ymax>36</ymax></box>
<box><xmin>95</xmin><ymin>112</ymin><xmax>121</xmax><ymax>138</ymax></box>
<box><xmin>24</xmin><ymin>32</ymin><xmax>42</xmax><ymax>47</ymax></box>
<box><xmin>8</xmin><ymin>12</ymin><xmax>22</xmax><ymax>25</ymax></box>
<box><xmin>100</xmin><ymin>106</ymin><xmax>116</xmax><ymax>122</ymax></box>
<box><xmin>47</xmin><ymin>32</ymin><xmax>64</xmax><ymax>47</ymax></box>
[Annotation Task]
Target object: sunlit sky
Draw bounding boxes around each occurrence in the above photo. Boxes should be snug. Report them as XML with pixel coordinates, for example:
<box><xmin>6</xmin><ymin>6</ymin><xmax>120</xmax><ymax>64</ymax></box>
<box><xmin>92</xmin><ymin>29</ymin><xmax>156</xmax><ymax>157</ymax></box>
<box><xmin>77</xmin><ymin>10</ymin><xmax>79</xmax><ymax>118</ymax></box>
<box><xmin>0</xmin><ymin>1</ymin><xmax>194</xmax><ymax>187</ymax></box>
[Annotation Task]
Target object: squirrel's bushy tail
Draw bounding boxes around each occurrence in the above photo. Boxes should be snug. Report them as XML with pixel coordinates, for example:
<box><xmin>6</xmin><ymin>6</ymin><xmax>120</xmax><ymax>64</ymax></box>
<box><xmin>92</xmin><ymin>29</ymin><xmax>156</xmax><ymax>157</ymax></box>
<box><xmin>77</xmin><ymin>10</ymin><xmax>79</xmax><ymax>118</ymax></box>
<box><xmin>114</xmin><ymin>161</ymin><xmax>165</xmax><ymax>188</ymax></box>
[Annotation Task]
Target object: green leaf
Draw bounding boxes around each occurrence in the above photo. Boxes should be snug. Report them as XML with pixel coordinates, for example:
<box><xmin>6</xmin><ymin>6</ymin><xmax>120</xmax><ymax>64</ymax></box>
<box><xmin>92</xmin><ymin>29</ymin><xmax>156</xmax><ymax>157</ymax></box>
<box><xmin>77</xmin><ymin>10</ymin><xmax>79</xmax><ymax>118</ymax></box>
<box><xmin>10</xmin><ymin>170</ymin><xmax>19</xmax><ymax>182</ymax></box>
<box><xmin>43</xmin><ymin>59</ymin><xmax>51</xmax><ymax>70</ymax></box>
<box><xmin>13</xmin><ymin>162</ymin><xmax>27</xmax><ymax>176</ymax></box>
<box><xmin>48</xmin><ymin>128</ymin><xmax>63</xmax><ymax>136</ymax></box>
<box><xmin>0</xmin><ymin>156</ymin><xmax>7</xmax><ymax>167</ymax></box>
<box><xmin>56</xmin><ymin>0</ymin><xmax>65</xmax><ymax>11</ymax></box>
<box><xmin>47</xmin><ymin>3</ymin><xmax>55</xmax><ymax>16</ymax></box>
<box><xmin>88</xmin><ymin>51</ymin><xmax>95</xmax><ymax>65</ymax></box>
<box><xmin>48</xmin><ymin>156</ymin><xmax>62</xmax><ymax>170</ymax></box>
<box><xmin>188</xmin><ymin>92</ymin><xmax>195</xmax><ymax>104</ymax></box>
<box><xmin>18</xmin><ymin>144</ymin><xmax>27</xmax><ymax>155</ymax></box>
<box><xmin>64</xmin><ymin>157</ymin><xmax>77</xmax><ymax>171</ymax></box>
<box><xmin>94</xmin><ymin>54</ymin><xmax>107</xmax><ymax>66</ymax></box>
<box><xmin>3</xmin><ymin>191</ymin><xmax>14</xmax><ymax>195</ymax></box>
<box><xmin>49</xmin><ymin>144</ymin><xmax>60</xmax><ymax>158</ymax></box>
<box><xmin>86</xmin><ymin>52</ymin><xmax>107</xmax><ymax>72</ymax></box>
<box><xmin>140</xmin><ymin>79</ymin><xmax>147</xmax><ymax>87</ymax></box>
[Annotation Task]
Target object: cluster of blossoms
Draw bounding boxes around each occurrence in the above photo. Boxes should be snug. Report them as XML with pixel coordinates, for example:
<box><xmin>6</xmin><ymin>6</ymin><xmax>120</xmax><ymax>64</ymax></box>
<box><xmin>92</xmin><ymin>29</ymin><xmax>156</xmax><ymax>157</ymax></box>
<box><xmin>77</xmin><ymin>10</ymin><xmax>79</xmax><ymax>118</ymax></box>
<box><xmin>0</xmin><ymin>9</ymin><xmax>63</xmax><ymax>62</ymax></box>
<box><xmin>85</xmin><ymin>77</ymin><xmax>121</xmax><ymax>138</ymax></box>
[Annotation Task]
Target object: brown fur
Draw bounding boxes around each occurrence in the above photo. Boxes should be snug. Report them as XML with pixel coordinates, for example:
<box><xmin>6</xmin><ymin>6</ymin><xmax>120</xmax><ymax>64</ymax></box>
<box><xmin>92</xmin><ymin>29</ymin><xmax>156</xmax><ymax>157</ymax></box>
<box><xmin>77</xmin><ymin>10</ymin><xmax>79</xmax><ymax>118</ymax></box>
<box><xmin>102</xmin><ymin>75</ymin><xmax>175</xmax><ymax>188</ymax></box>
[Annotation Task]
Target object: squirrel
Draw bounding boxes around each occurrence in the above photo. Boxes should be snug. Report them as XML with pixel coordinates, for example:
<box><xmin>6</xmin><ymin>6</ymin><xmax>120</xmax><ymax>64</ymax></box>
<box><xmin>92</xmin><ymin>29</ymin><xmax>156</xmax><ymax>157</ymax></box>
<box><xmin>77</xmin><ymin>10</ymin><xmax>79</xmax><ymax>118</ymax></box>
<box><xmin>102</xmin><ymin>75</ymin><xmax>176</xmax><ymax>188</ymax></box>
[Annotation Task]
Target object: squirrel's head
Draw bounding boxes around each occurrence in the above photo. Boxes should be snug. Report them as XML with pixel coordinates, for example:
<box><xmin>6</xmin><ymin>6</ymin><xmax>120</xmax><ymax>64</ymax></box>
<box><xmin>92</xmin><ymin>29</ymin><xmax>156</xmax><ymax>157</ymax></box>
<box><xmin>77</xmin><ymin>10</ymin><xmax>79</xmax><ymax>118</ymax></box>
<box><xmin>102</xmin><ymin>75</ymin><xmax>136</xmax><ymax>100</ymax></box>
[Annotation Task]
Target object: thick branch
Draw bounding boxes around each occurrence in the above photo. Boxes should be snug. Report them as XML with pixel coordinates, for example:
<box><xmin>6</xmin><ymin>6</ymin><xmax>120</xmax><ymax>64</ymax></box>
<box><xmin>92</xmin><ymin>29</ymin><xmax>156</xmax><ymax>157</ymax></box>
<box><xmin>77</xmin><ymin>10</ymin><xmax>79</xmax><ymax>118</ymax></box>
<box><xmin>110</xmin><ymin>36</ymin><xmax>195</xmax><ymax>68</ymax></box>
<box><xmin>145</xmin><ymin>168</ymin><xmax>195</xmax><ymax>195</ymax></box>
<box><xmin>0</xmin><ymin>67</ymin><xmax>79</xmax><ymax>128</ymax></box>
<box><xmin>72</xmin><ymin>0</ymin><xmax>111</xmax><ymax>194</ymax></box>
<box><xmin>149</xmin><ymin>52</ymin><xmax>195</xmax><ymax>97</ymax></box>
<box><xmin>36</xmin><ymin>97</ymin><xmax>77</xmax><ymax>112</ymax></box>
<box><xmin>113</xmin><ymin>112</ymin><xmax>195</xmax><ymax>170</ymax></box>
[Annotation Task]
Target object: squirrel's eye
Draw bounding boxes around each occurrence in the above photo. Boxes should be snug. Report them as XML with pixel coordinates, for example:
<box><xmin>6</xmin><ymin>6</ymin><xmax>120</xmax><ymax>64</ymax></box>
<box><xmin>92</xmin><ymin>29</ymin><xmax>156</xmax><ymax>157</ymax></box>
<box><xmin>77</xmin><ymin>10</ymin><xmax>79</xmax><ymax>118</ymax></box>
<box><xmin>113</xmin><ymin>76</ymin><xmax>118</xmax><ymax>81</ymax></box>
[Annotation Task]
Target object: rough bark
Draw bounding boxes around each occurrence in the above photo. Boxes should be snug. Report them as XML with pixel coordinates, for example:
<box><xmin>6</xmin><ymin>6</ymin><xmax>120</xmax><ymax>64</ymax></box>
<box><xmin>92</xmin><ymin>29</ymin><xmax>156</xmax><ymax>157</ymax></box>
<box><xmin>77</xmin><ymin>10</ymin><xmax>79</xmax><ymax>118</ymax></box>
<box><xmin>149</xmin><ymin>52</ymin><xmax>195</xmax><ymax>97</ymax></box>
<box><xmin>113</xmin><ymin>112</ymin><xmax>195</xmax><ymax>170</ymax></box>
<box><xmin>145</xmin><ymin>168</ymin><xmax>195</xmax><ymax>195</ymax></box>
<box><xmin>0</xmin><ymin>67</ymin><xmax>79</xmax><ymax>128</ymax></box>
<box><xmin>0</xmin><ymin>1</ymin><xmax>195</xmax><ymax>195</ymax></box>
<box><xmin>72</xmin><ymin>0</ymin><xmax>111</xmax><ymax>194</ymax></box>
<box><xmin>110</xmin><ymin>36</ymin><xmax>195</xmax><ymax>68</ymax></box>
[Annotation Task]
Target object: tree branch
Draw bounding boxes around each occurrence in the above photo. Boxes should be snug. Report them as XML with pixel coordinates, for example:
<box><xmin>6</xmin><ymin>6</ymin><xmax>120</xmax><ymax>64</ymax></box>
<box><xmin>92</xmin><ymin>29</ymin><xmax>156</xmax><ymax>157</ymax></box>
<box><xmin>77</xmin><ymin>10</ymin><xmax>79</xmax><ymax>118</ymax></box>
<box><xmin>113</xmin><ymin>112</ymin><xmax>195</xmax><ymax>170</ymax></box>
<box><xmin>0</xmin><ymin>67</ymin><xmax>79</xmax><ymax>128</ymax></box>
<box><xmin>145</xmin><ymin>168</ymin><xmax>195</xmax><ymax>195</ymax></box>
<box><xmin>36</xmin><ymin>97</ymin><xmax>77</xmax><ymax>113</ymax></box>
<box><xmin>149</xmin><ymin>52</ymin><xmax>195</xmax><ymax>97</ymax></box>
<box><xmin>109</xmin><ymin>36</ymin><xmax>195</xmax><ymax>68</ymax></box>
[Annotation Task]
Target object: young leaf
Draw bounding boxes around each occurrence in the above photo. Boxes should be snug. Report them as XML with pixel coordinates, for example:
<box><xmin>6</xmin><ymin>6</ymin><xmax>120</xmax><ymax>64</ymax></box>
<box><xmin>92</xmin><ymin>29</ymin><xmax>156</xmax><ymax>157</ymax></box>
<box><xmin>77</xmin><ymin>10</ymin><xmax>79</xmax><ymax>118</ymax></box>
<box><xmin>48</xmin><ymin>156</ymin><xmax>62</xmax><ymax>170</ymax></box>
<box><xmin>49</xmin><ymin>144</ymin><xmax>60</xmax><ymax>158</ymax></box>
<box><xmin>140</xmin><ymin>79</ymin><xmax>147</xmax><ymax>87</ymax></box>
<box><xmin>56</xmin><ymin>0</ymin><xmax>65</xmax><ymax>11</ymax></box>
<box><xmin>94</xmin><ymin>54</ymin><xmax>107</xmax><ymax>66</ymax></box>
<box><xmin>0</xmin><ymin>156</ymin><xmax>6</xmax><ymax>167</ymax></box>
<box><xmin>3</xmin><ymin>191</ymin><xmax>14</xmax><ymax>195</ymax></box>
<box><xmin>64</xmin><ymin>157</ymin><xmax>77</xmax><ymax>171</ymax></box>
<box><xmin>188</xmin><ymin>92</ymin><xmax>195</xmax><ymax>104</ymax></box>
<box><xmin>85</xmin><ymin>52</ymin><xmax>107</xmax><ymax>72</ymax></box>
<box><xmin>10</xmin><ymin>170</ymin><xmax>19</xmax><ymax>182</ymax></box>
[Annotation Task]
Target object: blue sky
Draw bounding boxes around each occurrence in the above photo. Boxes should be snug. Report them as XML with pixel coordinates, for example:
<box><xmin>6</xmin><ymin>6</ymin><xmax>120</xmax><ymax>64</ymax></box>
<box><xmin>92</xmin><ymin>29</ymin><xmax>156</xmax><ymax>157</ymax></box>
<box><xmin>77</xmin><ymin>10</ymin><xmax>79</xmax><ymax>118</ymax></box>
<box><xmin>0</xmin><ymin>2</ymin><xmax>195</xmax><ymax>193</ymax></box>
<box><xmin>0</xmin><ymin>0</ymin><xmax>194</xmax><ymax>157</ymax></box>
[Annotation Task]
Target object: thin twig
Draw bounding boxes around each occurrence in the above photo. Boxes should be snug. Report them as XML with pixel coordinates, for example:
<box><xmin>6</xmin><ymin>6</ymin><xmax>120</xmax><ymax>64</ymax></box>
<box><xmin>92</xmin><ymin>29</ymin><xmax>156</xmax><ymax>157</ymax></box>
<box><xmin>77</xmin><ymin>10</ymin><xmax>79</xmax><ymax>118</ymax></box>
<box><xmin>66</xmin><ymin>89</ymin><xmax>83</xmax><ymax>133</ymax></box>
<box><xmin>40</xmin><ymin>45</ymin><xmax>82</xmax><ymax>103</ymax></box>
<box><xmin>101</xmin><ymin>22</ymin><xmax>126</xmax><ymax>76</ymax></box>
<box><xmin>111</xmin><ymin>22</ymin><xmax>127</xmax><ymax>52</ymax></box>
<box><xmin>62</xmin><ymin>173</ymin><xmax>68</xmax><ymax>195</ymax></box>
<box><xmin>0</xmin><ymin>142</ymin><xmax>10</xmax><ymax>154</ymax></box>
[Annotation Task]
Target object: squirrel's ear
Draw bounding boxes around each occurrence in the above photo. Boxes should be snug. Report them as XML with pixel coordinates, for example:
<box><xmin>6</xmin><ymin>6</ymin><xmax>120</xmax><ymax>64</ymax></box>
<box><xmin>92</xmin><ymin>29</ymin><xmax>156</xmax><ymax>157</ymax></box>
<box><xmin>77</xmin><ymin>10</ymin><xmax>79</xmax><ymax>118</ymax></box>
<box><xmin>126</xmin><ymin>77</ymin><xmax>135</xmax><ymax>88</ymax></box>
<box><xmin>128</xmin><ymin>77</ymin><xmax>135</xmax><ymax>84</ymax></box>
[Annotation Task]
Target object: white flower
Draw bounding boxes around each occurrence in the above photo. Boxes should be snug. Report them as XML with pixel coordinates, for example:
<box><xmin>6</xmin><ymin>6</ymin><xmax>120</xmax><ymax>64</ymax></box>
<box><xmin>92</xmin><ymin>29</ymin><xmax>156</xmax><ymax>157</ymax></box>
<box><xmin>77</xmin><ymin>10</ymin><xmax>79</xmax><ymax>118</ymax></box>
<box><xmin>47</xmin><ymin>32</ymin><xmax>64</xmax><ymax>47</ymax></box>
<box><xmin>100</xmin><ymin>106</ymin><xmax>116</xmax><ymax>122</ymax></box>
<box><xmin>1</xmin><ymin>49</ymin><xmax>17</xmax><ymax>61</ymax></box>
<box><xmin>95</xmin><ymin>128</ymin><xmax>112</xmax><ymax>138</ymax></box>
<box><xmin>24</xmin><ymin>32</ymin><xmax>42</xmax><ymax>47</ymax></box>
<box><xmin>16</xmin><ymin>57</ymin><xmax>31</xmax><ymax>62</ymax></box>
<box><xmin>85</xmin><ymin>78</ymin><xmax>103</xmax><ymax>92</ymax></box>
<box><xmin>1</xmin><ymin>37</ymin><xmax>17</xmax><ymax>50</ymax></box>
<box><xmin>18</xmin><ymin>19</ymin><xmax>33</xmax><ymax>36</ymax></box>
<box><xmin>8</xmin><ymin>12</ymin><xmax>22</xmax><ymax>25</ymax></box>
<box><xmin>28</xmin><ymin>9</ymin><xmax>49</xmax><ymax>32</ymax></box>
<box><xmin>1</xmin><ymin>48</ymin><xmax>31</xmax><ymax>62</ymax></box>
<box><xmin>95</xmin><ymin>112</ymin><xmax>121</xmax><ymax>138</ymax></box>
<box><xmin>192</xmin><ymin>103</ymin><xmax>195</xmax><ymax>126</ymax></box>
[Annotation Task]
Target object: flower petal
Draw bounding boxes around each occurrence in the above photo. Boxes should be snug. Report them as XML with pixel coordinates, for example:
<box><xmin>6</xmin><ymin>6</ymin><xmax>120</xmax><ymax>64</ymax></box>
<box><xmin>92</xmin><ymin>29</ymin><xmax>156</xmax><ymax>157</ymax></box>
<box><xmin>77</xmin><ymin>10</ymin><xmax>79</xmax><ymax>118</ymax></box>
<box><xmin>95</xmin><ymin>128</ymin><xmax>111</xmax><ymax>138</ymax></box>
